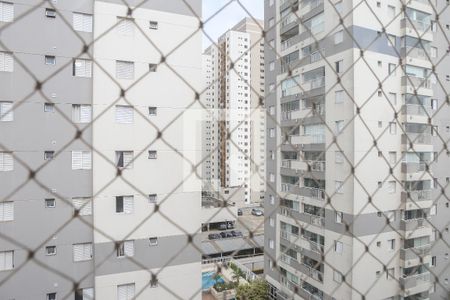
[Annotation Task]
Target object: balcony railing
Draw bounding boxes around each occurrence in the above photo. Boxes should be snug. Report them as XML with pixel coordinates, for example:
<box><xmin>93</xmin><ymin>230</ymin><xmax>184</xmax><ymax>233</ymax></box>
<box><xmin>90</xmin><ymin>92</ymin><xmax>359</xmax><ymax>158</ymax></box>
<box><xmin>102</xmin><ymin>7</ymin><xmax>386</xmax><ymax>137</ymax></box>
<box><xmin>303</xmin><ymin>76</ymin><xmax>325</xmax><ymax>90</ymax></box>
<box><xmin>402</xmin><ymin>75</ymin><xmax>432</xmax><ymax>89</ymax></box>
<box><xmin>400</xmin><ymin>218</ymin><xmax>428</xmax><ymax>231</ymax></box>
<box><xmin>306</xmin><ymin>160</ymin><xmax>326</xmax><ymax>172</ymax></box>
<box><xmin>301</xmin><ymin>0</ymin><xmax>324</xmax><ymax>15</ymax></box>
<box><xmin>401</xmin><ymin>244</ymin><xmax>431</xmax><ymax>261</ymax></box>
<box><xmin>402</xmin><ymin>46</ymin><xmax>430</xmax><ymax>60</ymax></box>
<box><xmin>402</xmin><ymin>133</ymin><xmax>432</xmax><ymax>145</ymax></box>
<box><xmin>400</xmin><ymin>272</ymin><xmax>431</xmax><ymax>289</ymax></box>
<box><xmin>402</xmin><ymin>18</ymin><xmax>431</xmax><ymax>34</ymax></box>
<box><xmin>300</xmin><ymin>186</ymin><xmax>326</xmax><ymax>200</ymax></box>
<box><xmin>402</xmin><ymin>104</ymin><xmax>431</xmax><ymax>117</ymax></box>
<box><xmin>402</xmin><ymin>190</ymin><xmax>432</xmax><ymax>202</ymax></box>
<box><xmin>402</xmin><ymin>162</ymin><xmax>427</xmax><ymax>174</ymax></box>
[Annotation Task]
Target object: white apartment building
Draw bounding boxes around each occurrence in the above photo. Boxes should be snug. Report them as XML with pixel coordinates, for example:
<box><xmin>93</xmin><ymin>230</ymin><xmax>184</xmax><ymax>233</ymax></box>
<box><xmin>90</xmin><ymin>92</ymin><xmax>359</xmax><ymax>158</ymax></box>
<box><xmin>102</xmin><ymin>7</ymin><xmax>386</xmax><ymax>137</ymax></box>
<box><xmin>201</xmin><ymin>18</ymin><xmax>266</xmax><ymax>205</ymax></box>
<box><xmin>265</xmin><ymin>0</ymin><xmax>450</xmax><ymax>300</ymax></box>
<box><xmin>0</xmin><ymin>1</ymin><xmax>202</xmax><ymax>299</ymax></box>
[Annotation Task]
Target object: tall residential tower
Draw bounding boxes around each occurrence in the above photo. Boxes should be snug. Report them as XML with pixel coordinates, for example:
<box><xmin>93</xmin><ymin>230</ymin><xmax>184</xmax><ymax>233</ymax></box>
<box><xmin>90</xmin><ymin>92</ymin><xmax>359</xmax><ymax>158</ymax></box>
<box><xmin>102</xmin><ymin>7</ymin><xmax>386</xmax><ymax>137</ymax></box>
<box><xmin>0</xmin><ymin>1</ymin><xmax>202</xmax><ymax>299</ymax></box>
<box><xmin>265</xmin><ymin>0</ymin><xmax>450</xmax><ymax>299</ymax></box>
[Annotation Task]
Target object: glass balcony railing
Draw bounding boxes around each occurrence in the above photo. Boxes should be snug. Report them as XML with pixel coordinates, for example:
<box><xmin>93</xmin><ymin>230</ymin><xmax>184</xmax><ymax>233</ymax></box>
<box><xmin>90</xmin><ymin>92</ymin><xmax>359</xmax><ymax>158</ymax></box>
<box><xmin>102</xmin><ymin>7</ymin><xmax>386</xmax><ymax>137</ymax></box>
<box><xmin>402</xmin><ymin>190</ymin><xmax>432</xmax><ymax>202</ymax></box>
<box><xmin>402</xmin><ymin>104</ymin><xmax>432</xmax><ymax>117</ymax></box>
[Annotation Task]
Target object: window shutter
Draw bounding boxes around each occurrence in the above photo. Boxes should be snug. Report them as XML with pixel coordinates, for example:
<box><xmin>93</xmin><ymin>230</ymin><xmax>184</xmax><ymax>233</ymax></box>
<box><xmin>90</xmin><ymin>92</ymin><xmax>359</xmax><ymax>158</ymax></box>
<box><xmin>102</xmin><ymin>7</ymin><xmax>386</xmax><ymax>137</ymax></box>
<box><xmin>123</xmin><ymin>151</ymin><xmax>133</xmax><ymax>168</ymax></box>
<box><xmin>73</xmin><ymin>13</ymin><xmax>83</xmax><ymax>31</ymax></box>
<box><xmin>116</xmin><ymin>61</ymin><xmax>134</xmax><ymax>79</ymax></box>
<box><xmin>123</xmin><ymin>196</ymin><xmax>134</xmax><ymax>214</ymax></box>
<box><xmin>83</xmin><ymin>14</ymin><xmax>93</xmax><ymax>32</ymax></box>
<box><xmin>72</xmin><ymin>104</ymin><xmax>80</xmax><ymax>122</ymax></box>
<box><xmin>74</xmin><ymin>59</ymin><xmax>85</xmax><ymax>77</ymax></box>
<box><xmin>127</xmin><ymin>284</ymin><xmax>135</xmax><ymax>299</ymax></box>
<box><xmin>0</xmin><ymin>251</ymin><xmax>13</xmax><ymax>270</ymax></box>
<box><xmin>0</xmin><ymin>102</ymin><xmax>13</xmax><ymax>121</ymax></box>
<box><xmin>73</xmin><ymin>198</ymin><xmax>92</xmax><ymax>216</ymax></box>
<box><xmin>83</xmin><ymin>288</ymin><xmax>94</xmax><ymax>300</ymax></box>
<box><xmin>83</xmin><ymin>243</ymin><xmax>92</xmax><ymax>260</ymax></box>
<box><xmin>0</xmin><ymin>152</ymin><xmax>13</xmax><ymax>171</ymax></box>
<box><xmin>84</xmin><ymin>60</ymin><xmax>92</xmax><ymax>77</ymax></box>
<box><xmin>117</xmin><ymin>18</ymin><xmax>134</xmax><ymax>36</ymax></box>
<box><xmin>115</xmin><ymin>106</ymin><xmax>134</xmax><ymax>124</ymax></box>
<box><xmin>82</xmin><ymin>151</ymin><xmax>91</xmax><ymax>169</ymax></box>
<box><xmin>0</xmin><ymin>202</ymin><xmax>14</xmax><ymax>221</ymax></box>
<box><xmin>124</xmin><ymin>240</ymin><xmax>134</xmax><ymax>256</ymax></box>
<box><xmin>72</xmin><ymin>151</ymin><xmax>83</xmax><ymax>170</ymax></box>
<box><xmin>80</xmin><ymin>105</ymin><xmax>91</xmax><ymax>123</ymax></box>
<box><xmin>73</xmin><ymin>244</ymin><xmax>83</xmax><ymax>261</ymax></box>
<box><xmin>0</xmin><ymin>2</ymin><xmax>14</xmax><ymax>22</ymax></box>
<box><xmin>0</xmin><ymin>52</ymin><xmax>13</xmax><ymax>72</ymax></box>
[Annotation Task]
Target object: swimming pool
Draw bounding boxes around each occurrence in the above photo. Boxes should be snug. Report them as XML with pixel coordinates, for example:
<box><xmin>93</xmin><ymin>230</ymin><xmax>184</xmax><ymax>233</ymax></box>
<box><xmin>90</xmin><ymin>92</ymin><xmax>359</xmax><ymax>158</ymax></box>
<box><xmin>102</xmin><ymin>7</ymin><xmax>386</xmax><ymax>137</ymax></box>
<box><xmin>202</xmin><ymin>271</ymin><xmax>225</xmax><ymax>290</ymax></box>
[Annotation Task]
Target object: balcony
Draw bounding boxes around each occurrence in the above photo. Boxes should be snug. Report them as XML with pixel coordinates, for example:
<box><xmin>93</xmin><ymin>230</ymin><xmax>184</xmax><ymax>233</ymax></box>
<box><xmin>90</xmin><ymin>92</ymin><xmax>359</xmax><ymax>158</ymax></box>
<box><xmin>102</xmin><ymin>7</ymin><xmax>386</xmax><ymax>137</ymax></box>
<box><xmin>300</xmin><ymin>0</ymin><xmax>324</xmax><ymax>16</ymax></box>
<box><xmin>402</xmin><ymin>162</ymin><xmax>429</xmax><ymax>181</ymax></box>
<box><xmin>303</xmin><ymin>76</ymin><xmax>325</xmax><ymax>91</ymax></box>
<box><xmin>401</xmin><ymin>19</ymin><xmax>433</xmax><ymax>41</ymax></box>
<box><xmin>400</xmin><ymin>272</ymin><xmax>431</xmax><ymax>295</ymax></box>
<box><xmin>400</xmin><ymin>244</ymin><xmax>431</xmax><ymax>262</ymax></box>
<box><xmin>402</xmin><ymin>76</ymin><xmax>433</xmax><ymax>96</ymax></box>
<box><xmin>401</xmin><ymin>47</ymin><xmax>431</xmax><ymax>62</ymax></box>
<box><xmin>400</xmin><ymin>218</ymin><xmax>428</xmax><ymax>231</ymax></box>
<box><xmin>289</xmin><ymin>134</ymin><xmax>325</xmax><ymax>145</ymax></box>
<box><xmin>401</xmin><ymin>190</ymin><xmax>432</xmax><ymax>204</ymax></box>
<box><xmin>300</xmin><ymin>186</ymin><xmax>325</xmax><ymax>201</ymax></box>
<box><xmin>281</xmin><ymin>35</ymin><xmax>301</xmax><ymax>51</ymax></box>
<box><xmin>402</xmin><ymin>104</ymin><xmax>431</xmax><ymax>124</ymax></box>
<box><xmin>401</xmin><ymin>133</ymin><xmax>432</xmax><ymax>148</ymax></box>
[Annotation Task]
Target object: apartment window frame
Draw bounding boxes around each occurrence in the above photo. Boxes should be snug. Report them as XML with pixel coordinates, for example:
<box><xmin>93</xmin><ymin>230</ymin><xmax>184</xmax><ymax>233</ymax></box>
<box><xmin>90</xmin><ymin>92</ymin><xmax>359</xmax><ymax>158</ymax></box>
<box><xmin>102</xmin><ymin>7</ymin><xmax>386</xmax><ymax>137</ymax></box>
<box><xmin>45</xmin><ymin>55</ymin><xmax>56</xmax><ymax>65</ymax></box>
<box><xmin>149</xmin><ymin>237</ymin><xmax>158</xmax><ymax>246</ymax></box>
<box><xmin>72</xmin><ymin>104</ymin><xmax>92</xmax><ymax>123</ymax></box>
<box><xmin>148</xmin><ymin>194</ymin><xmax>157</xmax><ymax>204</ymax></box>
<box><xmin>115</xmin><ymin>151</ymin><xmax>134</xmax><ymax>169</ymax></box>
<box><xmin>73</xmin><ymin>59</ymin><xmax>92</xmax><ymax>78</ymax></box>
<box><xmin>116</xmin><ymin>60</ymin><xmax>135</xmax><ymax>80</ymax></box>
<box><xmin>335</xmin><ymin>241</ymin><xmax>343</xmax><ymax>253</ymax></box>
<box><xmin>0</xmin><ymin>151</ymin><xmax>13</xmax><ymax>171</ymax></box>
<box><xmin>117</xmin><ymin>240</ymin><xmax>134</xmax><ymax>258</ymax></box>
<box><xmin>72</xmin><ymin>242</ymin><xmax>93</xmax><ymax>262</ymax></box>
<box><xmin>72</xmin><ymin>151</ymin><xmax>92</xmax><ymax>170</ymax></box>
<box><xmin>115</xmin><ymin>105</ymin><xmax>134</xmax><ymax>124</ymax></box>
<box><xmin>149</xmin><ymin>20</ymin><xmax>158</xmax><ymax>30</ymax></box>
<box><xmin>73</xmin><ymin>12</ymin><xmax>93</xmax><ymax>33</ymax></box>
<box><xmin>45</xmin><ymin>198</ymin><xmax>56</xmax><ymax>208</ymax></box>
<box><xmin>44</xmin><ymin>102</ymin><xmax>55</xmax><ymax>112</ymax></box>
<box><xmin>0</xmin><ymin>51</ymin><xmax>13</xmax><ymax>72</ymax></box>
<box><xmin>44</xmin><ymin>151</ymin><xmax>55</xmax><ymax>161</ymax></box>
<box><xmin>46</xmin><ymin>293</ymin><xmax>57</xmax><ymax>300</ymax></box>
<box><xmin>148</xmin><ymin>150</ymin><xmax>157</xmax><ymax>159</ymax></box>
<box><xmin>0</xmin><ymin>201</ymin><xmax>13</xmax><ymax>222</ymax></box>
<box><xmin>117</xmin><ymin>283</ymin><xmax>135</xmax><ymax>300</ymax></box>
<box><xmin>45</xmin><ymin>245</ymin><xmax>57</xmax><ymax>256</ymax></box>
<box><xmin>45</xmin><ymin>8</ymin><xmax>56</xmax><ymax>18</ymax></box>
<box><xmin>0</xmin><ymin>1</ymin><xmax>14</xmax><ymax>23</ymax></box>
<box><xmin>0</xmin><ymin>250</ymin><xmax>14</xmax><ymax>270</ymax></box>
<box><xmin>115</xmin><ymin>195</ymin><xmax>134</xmax><ymax>214</ymax></box>
<box><xmin>0</xmin><ymin>101</ymin><xmax>13</xmax><ymax>121</ymax></box>
<box><xmin>334</xmin><ymin>30</ymin><xmax>344</xmax><ymax>44</ymax></box>
<box><xmin>72</xmin><ymin>197</ymin><xmax>92</xmax><ymax>216</ymax></box>
<box><xmin>148</xmin><ymin>106</ymin><xmax>157</xmax><ymax>116</ymax></box>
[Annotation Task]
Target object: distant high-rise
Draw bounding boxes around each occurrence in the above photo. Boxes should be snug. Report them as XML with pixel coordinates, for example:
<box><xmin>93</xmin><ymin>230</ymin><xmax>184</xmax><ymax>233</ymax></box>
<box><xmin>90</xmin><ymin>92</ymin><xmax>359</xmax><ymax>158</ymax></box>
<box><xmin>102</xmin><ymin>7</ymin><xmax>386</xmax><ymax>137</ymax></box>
<box><xmin>202</xmin><ymin>17</ymin><xmax>266</xmax><ymax>205</ymax></box>
<box><xmin>264</xmin><ymin>0</ymin><xmax>450</xmax><ymax>299</ymax></box>
<box><xmin>0</xmin><ymin>1</ymin><xmax>202</xmax><ymax>299</ymax></box>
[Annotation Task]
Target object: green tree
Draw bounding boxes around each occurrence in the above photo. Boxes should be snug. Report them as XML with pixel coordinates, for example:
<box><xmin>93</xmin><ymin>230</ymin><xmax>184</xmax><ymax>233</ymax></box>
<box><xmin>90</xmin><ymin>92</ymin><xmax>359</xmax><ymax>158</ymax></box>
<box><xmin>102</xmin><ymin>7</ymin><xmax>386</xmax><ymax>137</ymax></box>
<box><xmin>236</xmin><ymin>279</ymin><xmax>268</xmax><ymax>300</ymax></box>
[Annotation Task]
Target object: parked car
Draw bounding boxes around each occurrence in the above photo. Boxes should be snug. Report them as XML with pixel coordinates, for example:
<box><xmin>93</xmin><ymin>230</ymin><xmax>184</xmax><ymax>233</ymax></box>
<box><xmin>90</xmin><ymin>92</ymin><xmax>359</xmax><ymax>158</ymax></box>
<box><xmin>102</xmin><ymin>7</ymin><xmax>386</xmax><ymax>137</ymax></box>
<box><xmin>251</xmin><ymin>208</ymin><xmax>264</xmax><ymax>216</ymax></box>
<box><xmin>208</xmin><ymin>233</ymin><xmax>221</xmax><ymax>240</ymax></box>
<box><xmin>237</xmin><ymin>208</ymin><xmax>243</xmax><ymax>216</ymax></box>
<box><xmin>218</xmin><ymin>223</ymin><xmax>228</xmax><ymax>230</ymax></box>
<box><xmin>230</xmin><ymin>230</ymin><xmax>243</xmax><ymax>237</ymax></box>
<box><xmin>220</xmin><ymin>231</ymin><xmax>233</xmax><ymax>238</ymax></box>
<box><xmin>227</xmin><ymin>221</ymin><xmax>234</xmax><ymax>229</ymax></box>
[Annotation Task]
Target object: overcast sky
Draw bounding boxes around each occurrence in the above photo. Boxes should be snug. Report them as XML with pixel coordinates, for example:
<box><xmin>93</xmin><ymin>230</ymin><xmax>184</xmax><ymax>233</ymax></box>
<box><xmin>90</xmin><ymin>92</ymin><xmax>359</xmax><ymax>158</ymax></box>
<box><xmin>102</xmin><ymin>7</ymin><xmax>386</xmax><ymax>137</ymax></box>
<box><xmin>202</xmin><ymin>0</ymin><xmax>264</xmax><ymax>49</ymax></box>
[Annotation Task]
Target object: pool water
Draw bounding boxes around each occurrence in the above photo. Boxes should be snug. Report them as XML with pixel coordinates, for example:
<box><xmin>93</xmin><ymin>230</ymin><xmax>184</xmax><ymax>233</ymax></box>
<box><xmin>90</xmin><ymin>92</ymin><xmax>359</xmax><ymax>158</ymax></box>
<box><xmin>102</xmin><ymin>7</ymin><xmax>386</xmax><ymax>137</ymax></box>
<box><xmin>202</xmin><ymin>271</ymin><xmax>225</xmax><ymax>290</ymax></box>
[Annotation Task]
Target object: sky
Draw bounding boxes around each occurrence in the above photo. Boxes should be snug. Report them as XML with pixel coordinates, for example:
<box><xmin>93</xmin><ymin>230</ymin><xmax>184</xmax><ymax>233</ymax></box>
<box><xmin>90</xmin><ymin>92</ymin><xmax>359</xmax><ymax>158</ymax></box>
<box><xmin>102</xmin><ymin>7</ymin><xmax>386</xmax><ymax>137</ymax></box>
<box><xmin>202</xmin><ymin>0</ymin><xmax>264</xmax><ymax>49</ymax></box>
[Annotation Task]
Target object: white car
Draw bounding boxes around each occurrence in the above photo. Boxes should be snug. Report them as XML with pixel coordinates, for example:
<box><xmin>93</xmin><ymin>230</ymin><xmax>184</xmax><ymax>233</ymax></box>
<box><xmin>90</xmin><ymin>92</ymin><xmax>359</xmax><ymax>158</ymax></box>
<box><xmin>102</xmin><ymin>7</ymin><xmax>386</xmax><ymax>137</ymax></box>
<box><xmin>251</xmin><ymin>208</ymin><xmax>264</xmax><ymax>216</ymax></box>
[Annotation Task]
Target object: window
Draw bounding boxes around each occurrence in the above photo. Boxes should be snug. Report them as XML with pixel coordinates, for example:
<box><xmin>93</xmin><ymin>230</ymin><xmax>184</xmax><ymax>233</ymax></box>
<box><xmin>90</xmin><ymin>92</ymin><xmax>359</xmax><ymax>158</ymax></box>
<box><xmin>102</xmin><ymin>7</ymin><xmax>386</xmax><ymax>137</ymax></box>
<box><xmin>270</xmin><ymin>194</ymin><xmax>275</xmax><ymax>205</ymax></box>
<box><xmin>0</xmin><ymin>201</ymin><xmax>13</xmax><ymax>221</ymax></box>
<box><xmin>335</xmin><ymin>90</ymin><xmax>344</xmax><ymax>104</ymax></box>
<box><xmin>387</xmin><ymin>267</ymin><xmax>395</xmax><ymax>279</ymax></box>
<box><xmin>335</xmin><ymin>120</ymin><xmax>344</xmax><ymax>134</ymax></box>
<box><xmin>0</xmin><ymin>52</ymin><xmax>13</xmax><ymax>72</ymax></box>
<box><xmin>388</xmin><ymin>63</ymin><xmax>396</xmax><ymax>75</ymax></box>
<box><xmin>432</xmin><ymin>125</ymin><xmax>438</xmax><ymax>136</ymax></box>
<box><xmin>116</xmin><ymin>151</ymin><xmax>133</xmax><ymax>169</ymax></box>
<box><xmin>269</xmin><ymin>61</ymin><xmax>275</xmax><ymax>71</ymax></box>
<box><xmin>115</xmin><ymin>105</ymin><xmax>134</xmax><ymax>124</ymax></box>
<box><xmin>430</xmin><ymin>204</ymin><xmax>437</xmax><ymax>216</ymax></box>
<box><xmin>388</xmin><ymin>239</ymin><xmax>395</xmax><ymax>250</ymax></box>
<box><xmin>44</xmin><ymin>102</ymin><xmax>54</xmax><ymax>112</ymax></box>
<box><xmin>335</xmin><ymin>60</ymin><xmax>343</xmax><ymax>73</ymax></box>
<box><xmin>117</xmin><ymin>240</ymin><xmax>134</xmax><ymax>257</ymax></box>
<box><xmin>269</xmin><ymin>0</ymin><xmax>274</xmax><ymax>6</ymax></box>
<box><xmin>45</xmin><ymin>8</ymin><xmax>56</xmax><ymax>18</ymax></box>
<box><xmin>0</xmin><ymin>101</ymin><xmax>13</xmax><ymax>121</ymax></box>
<box><xmin>44</xmin><ymin>151</ymin><xmax>55</xmax><ymax>161</ymax></box>
<box><xmin>0</xmin><ymin>152</ymin><xmax>13</xmax><ymax>171</ymax></box>
<box><xmin>388</xmin><ymin>92</ymin><xmax>397</xmax><ymax>105</ymax></box>
<box><xmin>149</xmin><ymin>237</ymin><xmax>158</xmax><ymax>246</ymax></box>
<box><xmin>335</xmin><ymin>211</ymin><xmax>343</xmax><ymax>223</ymax></box>
<box><xmin>75</xmin><ymin>288</ymin><xmax>94</xmax><ymax>300</ymax></box>
<box><xmin>388</xmin><ymin>151</ymin><xmax>396</xmax><ymax>164</ymax></box>
<box><xmin>268</xmin><ymin>18</ymin><xmax>274</xmax><ymax>27</ymax></box>
<box><xmin>335</xmin><ymin>241</ymin><xmax>343</xmax><ymax>253</ymax></box>
<box><xmin>335</xmin><ymin>181</ymin><xmax>344</xmax><ymax>194</ymax></box>
<box><xmin>0</xmin><ymin>1</ymin><xmax>14</xmax><ymax>22</ymax></box>
<box><xmin>73</xmin><ymin>13</ymin><xmax>92</xmax><ymax>32</ymax></box>
<box><xmin>0</xmin><ymin>250</ymin><xmax>13</xmax><ymax>270</ymax></box>
<box><xmin>72</xmin><ymin>104</ymin><xmax>92</xmax><ymax>123</ymax></box>
<box><xmin>431</xmin><ymin>46</ymin><xmax>438</xmax><ymax>58</ymax></box>
<box><xmin>45</xmin><ymin>198</ymin><xmax>56</xmax><ymax>208</ymax></box>
<box><xmin>387</xmin><ymin>181</ymin><xmax>396</xmax><ymax>193</ymax></box>
<box><xmin>148</xmin><ymin>107</ymin><xmax>157</xmax><ymax>116</ymax></box>
<box><xmin>148</xmin><ymin>150</ymin><xmax>157</xmax><ymax>159</ymax></box>
<box><xmin>148</xmin><ymin>194</ymin><xmax>157</xmax><ymax>204</ymax></box>
<box><xmin>335</xmin><ymin>151</ymin><xmax>344</xmax><ymax>163</ymax></box>
<box><xmin>117</xmin><ymin>283</ymin><xmax>135</xmax><ymax>300</ymax></box>
<box><xmin>46</xmin><ymin>293</ymin><xmax>57</xmax><ymax>300</ymax></box>
<box><xmin>269</xmin><ymin>172</ymin><xmax>275</xmax><ymax>183</ymax></box>
<box><xmin>334</xmin><ymin>30</ymin><xmax>343</xmax><ymax>44</ymax></box>
<box><xmin>72</xmin><ymin>197</ymin><xmax>92</xmax><ymax>216</ymax></box>
<box><xmin>149</xmin><ymin>21</ymin><xmax>158</xmax><ymax>29</ymax></box>
<box><xmin>45</xmin><ymin>55</ymin><xmax>56</xmax><ymax>65</ymax></box>
<box><xmin>269</xmin><ymin>105</ymin><xmax>275</xmax><ymax>115</ymax></box>
<box><xmin>116</xmin><ymin>196</ymin><xmax>134</xmax><ymax>214</ymax></box>
<box><xmin>72</xmin><ymin>151</ymin><xmax>92</xmax><ymax>170</ymax></box>
<box><xmin>269</xmin><ymin>217</ymin><xmax>275</xmax><ymax>227</ymax></box>
<box><xmin>73</xmin><ymin>59</ymin><xmax>92</xmax><ymax>77</ymax></box>
<box><xmin>116</xmin><ymin>17</ymin><xmax>134</xmax><ymax>36</ymax></box>
<box><xmin>73</xmin><ymin>243</ymin><xmax>92</xmax><ymax>261</ymax></box>
<box><xmin>389</xmin><ymin>122</ymin><xmax>397</xmax><ymax>134</ymax></box>
<box><xmin>387</xmin><ymin>34</ymin><xmax>396</xmax><ymax>47</ymax></box>
<box><xmin>431</xmin><ymin>99</ymin><xmax>438</xmax><ymax>110</ymax></box>
<box><xmin>269</xmin><ymin>239</ymin><xmax>274</xmax><ymax>249</ymax></box>
<box><xmin>333</xmin><ymin>270</ymin><xmax>343</xmax><ymax>283</ymax></box>
<box><xmin>431</xmin><ymin>256</ymin><xmax>437</xmax><ymax>267</ymax></box>
<box><xmin>45</xmin><ymin>246</ymin><xmax>57</xmax><ymax>256</ymax></box>
<box><xmin>387</xmin><ymin>5</ymin><xmax>395</xmax><ymax>19</ymax></box>
<box><xmin>269</xmin><ymin>128</ymin><xmax>275</xmax><ymax>138</ymax></box>
<box><xmin>116</xmin><ymin>61</ymin><xmax>134</xmax><ymax>79</ymax></box>
<box><xmin>149</xmin><ymin>63</ymin><xmax>157</xmax><ymax>72</ymax></box>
